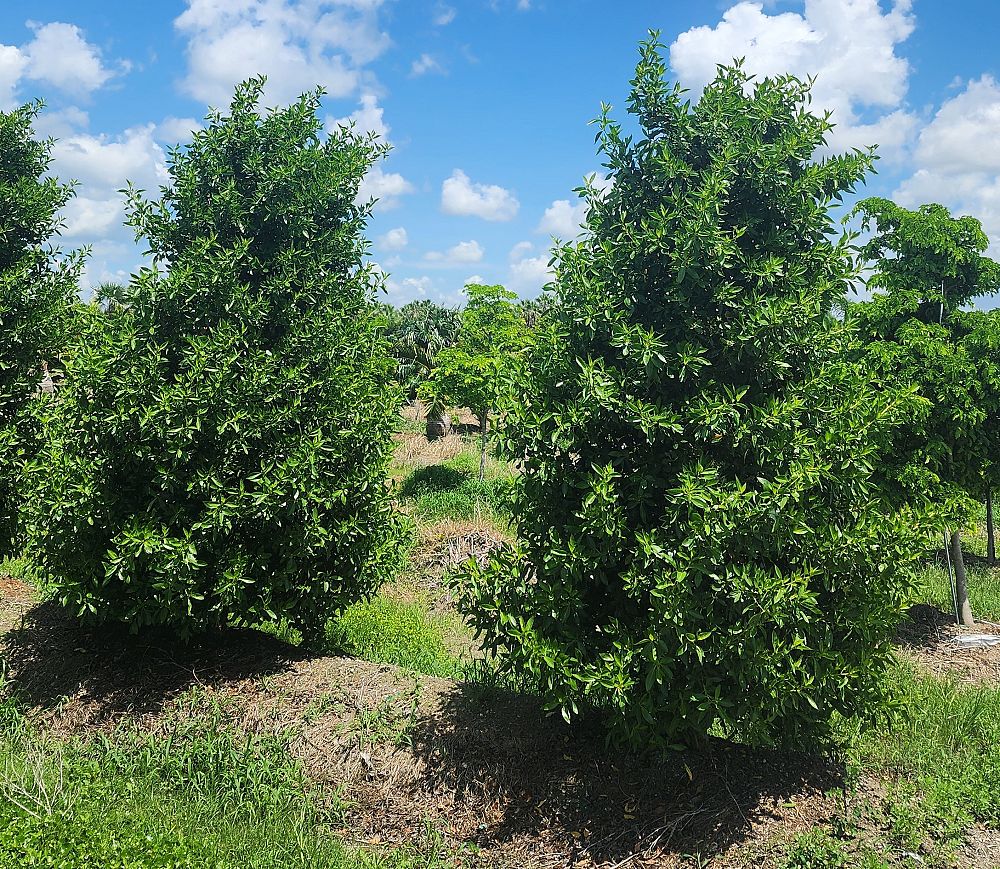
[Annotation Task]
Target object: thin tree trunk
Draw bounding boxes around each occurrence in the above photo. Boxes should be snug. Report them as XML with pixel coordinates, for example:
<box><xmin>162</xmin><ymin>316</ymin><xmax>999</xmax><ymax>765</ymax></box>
<box><xmin>987</xmin><ymin>489</ymin><xmax>996</xmax><ymax>565</ymax></box>
<box><xmin>479</xmin><ymin>413</ymin><xmax>488</xmax><ymax>482</ymax></box>
<box><xmin>950</xmin><ymin>529</ymin><xmax>975</xmax><ymax>626</ymax></box>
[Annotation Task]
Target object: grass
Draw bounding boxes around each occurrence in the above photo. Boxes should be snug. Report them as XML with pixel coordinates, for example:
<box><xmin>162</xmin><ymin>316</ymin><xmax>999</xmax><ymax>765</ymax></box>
<box><xmin>781</xmin><ymin>830</ymin><xmax>849</xmax><ymax>869</ymax></box>
<box><xmin>0</xmin><ymin>555</ymin><xmax>33</xmax><ymax>583</ymax></box>
<box><xmin>326</xmin><ymin>595</ymin><xmax>466</xmax><ymax>680</ymax></box>
<box><xmin>798</xmin><ymin>663</ymin><xmax>1000</xmax><ymax>867</ymax></box>
<box><xmin>913</xmin><ymin>561</ymin><xmax>1000</xmax><ymax>623</ymax></box>
<box><xmin>911</xmin><ymin>514</ymin><xmax>1000</xmax><ymax>622</ymax></box>
<box><xmin>850</xmin><ymin>667</ymin><xmax>1000</xmax><ymax>826</ymax></box>
<box><xmin>0</xmin><ymin>691</ymin><xmax>451</xmax><ymax>868</ymax></box>
<box><xmin>315</xmin><ymin>432</ymin><xmax>512</xmax><ymax>683</ymax></box>
<box><xmin>397</xmin><ymin>449</ymin><xmax>515</xmax><ymax>526</ymax></box>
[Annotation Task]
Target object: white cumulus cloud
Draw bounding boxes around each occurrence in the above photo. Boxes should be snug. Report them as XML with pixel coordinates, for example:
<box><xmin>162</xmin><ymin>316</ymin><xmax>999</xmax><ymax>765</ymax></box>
<box><xmin>0</xmin><ymin>45</ymin><xmax>27</xmax><ymax>109</ymax></box>
<box><xmin>378</xmin><ymin>227</ymin><xmax>408</xmax><ymax>250</ymax></box>
<box><xmin>48</xmin><ymin>124</ymin><xmax>170</xmax><ymax>285</ymax></box>
<box><xmin>53</xmin><ymin>124</ymin><xmax>168</xmax><ymax>190</ymax></box>
<box><xmin>154</xmin><ymin>116</ymin><xmax>203</xmax><ymax>144</ymax></box>
<box><xmin>894</xmin><ymin>76</ymin><xmax>1000</xmax><ymax>265</ymax></box>
<box><xmin>59</xmin><ymin>196</ymin><xmax>124</xmax><ymax>240</ymax></box>
<box><xmin>385</xmin><ymin>274</ymin><xmax>436</xmax><ymax>304</ymax></box>
<box><xmin>424</xmin><ymin>239</ymin><xmax>484</xmax><ymax>266</ymax></box>
<box><xmin>0</xmin><ymin>21</ymin><xmax>122</xmax><ymax>108</ymax></box>
<box><xmin>329</xmin><ymin>91</ymin><xmax>389</xmax><ymax>139</ymax></box>
<box><xmin>175</xmin><ymin>0</ymin><xmax>390</xmax><ymax>107</ymax></box>
<box><xmin>669</xmin><ymin>0</ymin><xmax>918</xmax><ymax>159</ymax></box>
<box><xmin>538</xmin><ymin>199</ymin><xmax>586</xmax><ymax>239</ymax></box>
<box><xmin>508</xmin><ymin>241</ymin><xmax>552</xmax><ymax>296</ymax></box>
<box><xmin>441</xmin><ymin>169</ymin><xmax>519</xmax><ymax>221</ymax></box>
<box><xmin>31</xmin><ymin>106</ymin><xmax>90</xmax><ymax>139</ymax></box>
<box><xmin>22</xmin><ymin>22</ymin><xmax>120</xmax><ymax>97</ymax></box>
<box><xmin>357</xmin><ymin>164</ymin><xmax>415</xmax><ymax>209</ymax></box>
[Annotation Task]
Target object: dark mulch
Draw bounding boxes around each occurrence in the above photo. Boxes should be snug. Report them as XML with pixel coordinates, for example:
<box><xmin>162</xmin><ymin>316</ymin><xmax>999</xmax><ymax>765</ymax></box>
<box><xmin>0</xmin><ymin>589</ymin><xmax>302</xmax><ymax>733</ymax></box>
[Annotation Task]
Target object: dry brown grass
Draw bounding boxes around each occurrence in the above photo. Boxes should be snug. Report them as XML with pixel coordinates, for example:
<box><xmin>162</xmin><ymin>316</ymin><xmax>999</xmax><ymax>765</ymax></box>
<box><xmin>392</xmin><ymin>432</ymin><xmax>468</xmax><ymax>475</ymax></box>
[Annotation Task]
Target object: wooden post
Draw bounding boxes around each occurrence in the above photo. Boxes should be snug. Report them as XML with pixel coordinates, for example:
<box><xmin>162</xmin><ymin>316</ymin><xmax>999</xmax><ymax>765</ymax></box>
<box><xmin>479</xmin><ymin>413</ymin><xmax>488</xmax><ymax>482</ymax></box>
<box><xmin>950</xmin><ymin>529</ymin><xmax>975</xmax><ymax>626</ymax></box>
<box><xmin>987</xmin><ymin>490</ymin><xmax>996</xmax><ymax>565</ymax></box>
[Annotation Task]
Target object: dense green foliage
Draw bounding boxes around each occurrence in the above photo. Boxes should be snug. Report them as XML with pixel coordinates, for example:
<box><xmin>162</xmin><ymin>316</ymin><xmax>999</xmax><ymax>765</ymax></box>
<box><xmin>24</xmin><ymin>80</ymin><xmax>401</xmax><ymax>640</ymax></box>
<box><xmin>420</xmin><ymin>284</ymin><xmax>531</xmax><ymax>475</ymax></box>
<box><xmin>849</xmin><ymin>199</ymin><xmax>1000</xmax><ymax>516</ymax></box>
<box><xmin>0</xmin><ymin>103</ymin><xmax>80</xmax><ymax>552</ymax></box>
<box><xmin>458</xmin><ymin>40</ymin><xmax>931</xmax><ymax>749</ymax></box>
<box><xmin>421</xmin><ymin>284</ymin><xmax>530</xmax><ymax>431</ymax></box>
<box><xmin>383</xmin><ymin>300</ymin><xmax>460</xmax><ymax>398</ymax></box>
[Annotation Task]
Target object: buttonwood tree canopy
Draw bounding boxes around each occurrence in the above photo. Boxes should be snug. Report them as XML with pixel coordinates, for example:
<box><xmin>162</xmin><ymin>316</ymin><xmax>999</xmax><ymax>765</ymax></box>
<box><xmin>458</xmin><ymin>38</ymin><xmax>931</xmax><ymax>749</ymax></box>
<box><xmin>26</xmin><ymin>79</ymin><xmax>402</xmax><ymax>639</ymax></box>
<box><xmin>850</xmin><ymin>198</ymin><xmax>1000</xmax><ymax>512</ymax></box>
<box><xmin>0</xmin><ymin>102</ymin><xmax>80</xmax><ymax>552</ymax></box>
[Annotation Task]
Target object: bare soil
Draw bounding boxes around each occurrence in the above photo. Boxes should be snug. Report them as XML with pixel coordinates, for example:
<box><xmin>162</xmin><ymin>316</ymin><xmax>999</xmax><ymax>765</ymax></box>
<box><xmin>897</xmin><ymin>603</ymin><xmax>1000</xmax><ymax>683</ymax></box>
<box><xmin>0</xmin><ymin>578</ymin><xmax>838</xmax><ymax>868</ymax></box>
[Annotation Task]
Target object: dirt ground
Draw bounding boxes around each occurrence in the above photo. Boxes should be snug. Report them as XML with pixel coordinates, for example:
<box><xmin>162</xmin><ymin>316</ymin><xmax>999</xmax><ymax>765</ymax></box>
<box><xmin>2</xmin><ymin>581</ymin><xmax>999</xmax><ymax>868</ymax></box>
<box><xmin>896</xmin><ymin>602</ymin><xmax>1000</xmax><ymax>683</ymax></box>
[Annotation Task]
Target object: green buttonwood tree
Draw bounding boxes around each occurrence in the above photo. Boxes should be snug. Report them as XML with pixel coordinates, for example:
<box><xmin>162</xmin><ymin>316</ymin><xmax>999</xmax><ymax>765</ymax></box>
<box><xmin>458</xmin><ymin>37</ymin><xmax>931</xmax><ymax>749</ymax></box>
<box><xmin>420</xmin><ymin>284</ymin><xmax>530</xmax><ymax>478</ymax></box>
<box><xmin>25</xmin><ymin>79</ymin><xmax>402</xmax><ymax>640</ymax></box>
<box><xmin>0</xmin><ymin>102</ymin><xmax>81</xmax><ymax>553</ymax></box>
<box><xmin>849</xmin><ymin>198</ymin><xmax>1000</xmax><ymax>624</ymax></box>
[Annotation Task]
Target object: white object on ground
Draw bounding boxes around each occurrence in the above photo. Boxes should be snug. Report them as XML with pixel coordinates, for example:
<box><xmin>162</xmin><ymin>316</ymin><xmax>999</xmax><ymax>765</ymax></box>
<box><xmin>950</xmin><ymin>633</ymin><xmax>1000</xmax><ymax>649</ymax></box>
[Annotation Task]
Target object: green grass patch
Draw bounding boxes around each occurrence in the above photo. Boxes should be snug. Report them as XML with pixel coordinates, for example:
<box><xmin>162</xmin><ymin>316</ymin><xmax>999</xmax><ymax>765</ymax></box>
<box><xmin>829</xmin><ymin>664</ymin><xmax>1000</xmax><ymax>860</ymax></box>
<box><xmin>781</xmin><ymin>830</ymin><xmax>848</xmax><ymax>869</ymax></box>
<box><xmin>396</xmin><ymin>450</ymin><xmax>515</xmax><ymax>525</ymax></box>
<box><xmin>408</xmin><ymin>477</ymin><xmax>513</xmax><ymax>524</ymax></box>
<box><xmin>327</xmin><ymin>595</ymin><xmax>466</xmax><ymax>679</ymax></box>
<box><xmin>913</xmin><ymin>561</ymin><xmax>1000</xmax><ymax>623</ymax></box>
<box><xmin>0</xmin><ymin>555</ymin><xmax>34</xmax><ymax>584</ymax></box>
<box><xmin>0</xmin><ymin>694</ymin><xmax>450</xmax><ymax>868</ymax></box>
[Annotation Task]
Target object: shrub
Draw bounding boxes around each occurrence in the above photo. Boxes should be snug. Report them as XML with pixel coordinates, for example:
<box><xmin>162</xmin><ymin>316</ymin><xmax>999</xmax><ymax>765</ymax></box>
<box><xmin>0</xmin><ymin>102</ymin><xmax>80</xmax><ymax>553</ymax></box>
<box><xmin>457</xmin><ymin>37</ymin><xmax>930</xmax><ymax>749</ymax></box>
<box><xmin>25</xmin><ymin>79</ymin><xmax>401</xmax><ymax>641</ymax></box>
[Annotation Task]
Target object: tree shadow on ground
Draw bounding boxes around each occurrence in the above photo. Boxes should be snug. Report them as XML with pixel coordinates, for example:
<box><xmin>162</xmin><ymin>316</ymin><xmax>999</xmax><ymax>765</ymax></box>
<box><xmin>897</xmin><ymin>603</ymin><xmax>958</xmax><ymax>649</ymax></box>
<box><xmin>0</xmin><ymin>599</ymin><xmax>302</xmax><ymax>725</ymax></box>
<box><xmin>402</xmin><ymin>679</ymin><xmax>844</xmax><ymax>866</ymax></box>
<box><xmin>963</xmin><ymin>552</ymin><xmax>998</xmax><ymax>569</ymax></box>
<box><xmin>397</xmin><ymin>464</ymin><xmax>467</xmax><ymax>498</ymax></box>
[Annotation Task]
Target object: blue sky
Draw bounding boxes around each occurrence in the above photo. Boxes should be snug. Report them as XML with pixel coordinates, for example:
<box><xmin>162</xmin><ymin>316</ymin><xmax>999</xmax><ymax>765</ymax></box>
<box><xmin>2</xmin><ymin>1</ymin><xmax>999</xmax><ymax>307</ymax></box>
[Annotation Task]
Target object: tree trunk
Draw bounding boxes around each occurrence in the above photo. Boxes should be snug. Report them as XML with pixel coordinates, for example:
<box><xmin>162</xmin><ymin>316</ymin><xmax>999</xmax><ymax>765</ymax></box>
<box><xmin>478</xmin><ymin>413</ymin><xmax>488</xmax><ymax>481</ymax></box>
<box><xmin>950</xmin><ymin>529</ymin><xmax>975</xmax><ymax>626</ymax></box>
<box><xmin>987</xmin><ymin>490</ymin><xmax>996</xmax><ymax>565</ymax></box>
<box><xmin>425</xmin><ymin>410</ymin><xmax>451</xmax><ymax>441</ymax></box>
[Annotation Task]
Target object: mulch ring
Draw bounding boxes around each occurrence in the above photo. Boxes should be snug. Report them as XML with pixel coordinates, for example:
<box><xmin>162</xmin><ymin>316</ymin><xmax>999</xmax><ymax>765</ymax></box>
<box><xmin>0</xmin><ymin>575</ymin><xmax>38</xmax><ymax>633</ymax></box>
<box><xmin>897</xmin><ymin>603</ymin><xmax>1000</xmax><ymax>683</ymax></box>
